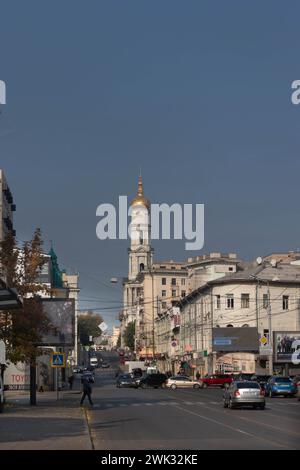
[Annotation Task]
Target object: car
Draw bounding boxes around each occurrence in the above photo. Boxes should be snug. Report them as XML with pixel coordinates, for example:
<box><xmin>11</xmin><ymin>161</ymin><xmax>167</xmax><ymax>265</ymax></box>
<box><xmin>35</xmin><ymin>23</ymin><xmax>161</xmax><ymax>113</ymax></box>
<box><xmin>0</xmin><ymin>374</ymin><xmax>4</xmax><ymax>413</ymax></box>
<box><xmin>89</xmin><ymin>357</ymin><xmax>98</xmax><ymax>367</ymax></box>
<box><xmin>166</xmin><ymin>375</ymin><xmax>201</xmax><ymax>390</ymax></box>
<box><xmin>138</xmin><ymin>373</ymin><xmax>167</xmax><ymax>389</ymax></box>
<box><xmin>251</xmin><ymin>375</ymin><xmax>272</xmax><ymax>391</ymax></box>
<box><xmin>132</xmin><ymin>368</ymin><xmax>144</xmax><ymax>378</ymax></box>
<box><xmin>200</xmin><ymin>374</ymin><xmax>233</xmax><ymax>389</ymax></box>
<box><xmin>116</xmin><ymin>374</ymin><xmax>138</xmax><ymax>388</ymax></box>
<box><xmin>223</xmin><ymin>381</ymin><xmax>265</xmax><ymax>410</ymax></box>
<box><xmin>81</xmin><ymin>371</ymin><xmax>95</xmax><ymax>384</ymax></box>
<box><xmin>233</xmin><ymin>373</ymin><xmax>255</xmax><ymax>381</ymax></box>
<box><xmin>101</xmin><ymin>362</ymin><xmax>110</xmax><ymax>368</ymax></box>
<box><xmin>265</xmin><ymin>376</ymin><xmax>297</xmax><ymax>397</ymax></box>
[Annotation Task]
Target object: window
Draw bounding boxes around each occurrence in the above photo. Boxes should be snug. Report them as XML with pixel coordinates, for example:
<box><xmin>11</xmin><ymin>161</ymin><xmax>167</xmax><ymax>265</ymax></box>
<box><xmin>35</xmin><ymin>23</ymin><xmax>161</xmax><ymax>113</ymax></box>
<box><xmin>241</xmin><ymin>293</ymin><xmax>250</xmax><ymax>308</ymax></box>
<box><xmin>283</xmin><ymin>295</ymin><xmax>289</xmax><ymax>310</ymax></box>
<box><xmin>216</xmin><ymin>295</ymin><xmax>221</xmax><ymax>309</ymax></box>
<box><xmin>181</xmin><ymin>291</ymin><xmax>186</xmax><ymax>298</ymax></box>
<box><xmin>228</xmin><ymin>267</ymin><xmax>233</xmax><ymax>272</ymax></box>
<box><xmin>226</xmin><ymin>294</ymin><xmax>234</xmax><ymax>309</ymax></box>
<box><xmin>172</xmin><ymin>290</ymin><xmax>177</xmax><ymax>297</ymax></box>
<box><xmin>181</xmin><ymin>278</ymin><xmax>186</xmax><ymax>286</ymax></box>
<box><xmin>161</xmin><ymin>290</ymin><xmax>166</xmax><ymax>297</ymax></box>
<box><xmin>139</xmin><ymin>263</ymin><xmax>144</xmax><ymax>272</ymax></box>
<box><xmin>171</xmin><ymin>278</ymin><xmax>176</xmax><ymax>286</ymax></box>
<box><xmin>227</xmin><ymin>324</ymin><xmax>234</xmax><ymax>327</ymax></box>
<box><xmin>263</xmin><ymin>294</ymin><xmax>269</xmax><ymax>309</ymax></box>
<box><xmin>161</xmin><ymin>277</ymin><xmax>166</xmax><ymax>285</ymax></box>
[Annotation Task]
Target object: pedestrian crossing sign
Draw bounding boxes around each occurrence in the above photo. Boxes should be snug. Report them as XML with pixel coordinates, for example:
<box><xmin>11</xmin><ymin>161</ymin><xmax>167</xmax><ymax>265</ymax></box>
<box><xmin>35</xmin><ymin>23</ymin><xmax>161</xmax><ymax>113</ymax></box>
<box><xmin>51</xmin><ymin>352</ymin><xmax>66</xmax><ymax>368</ymax></box>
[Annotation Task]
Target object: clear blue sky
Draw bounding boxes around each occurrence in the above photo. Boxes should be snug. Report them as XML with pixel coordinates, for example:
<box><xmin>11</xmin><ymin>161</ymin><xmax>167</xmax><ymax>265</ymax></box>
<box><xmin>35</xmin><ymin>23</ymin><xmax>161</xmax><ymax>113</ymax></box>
<box><xmin>1</xmin><ymin>1</ymin><xmax>300</xmax><ymax>329</ymax></box>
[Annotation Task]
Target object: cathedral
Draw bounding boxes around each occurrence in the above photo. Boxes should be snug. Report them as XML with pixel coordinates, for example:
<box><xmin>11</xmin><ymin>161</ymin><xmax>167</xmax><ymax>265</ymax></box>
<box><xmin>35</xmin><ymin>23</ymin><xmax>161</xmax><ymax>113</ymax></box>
<box><xmin>120</xmin><ymin>176</ymin><xmax>187</xmax><ymax>361</ymax></box>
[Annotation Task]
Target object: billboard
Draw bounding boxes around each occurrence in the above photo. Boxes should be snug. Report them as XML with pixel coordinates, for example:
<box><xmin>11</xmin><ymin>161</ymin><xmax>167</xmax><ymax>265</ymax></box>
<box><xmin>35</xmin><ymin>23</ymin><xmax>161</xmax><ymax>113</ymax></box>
<box><xmin>274</xmin><ymin>332</ymin><xmax>300</xmax><ymax>363</ymax></box>
<box><xmin>212</xmin><ymin>327</ymin><xmax>259</xmax><ymax>353</ymax></box>
<box><xmin>4</xmin><ymin>362</ymin><xmax>30</xmax><ymax>391</ymax></box>
<box><xmin>38</xmin><ymin>299</ymin><xmax>75</xmax><ymax>346</ymax></box>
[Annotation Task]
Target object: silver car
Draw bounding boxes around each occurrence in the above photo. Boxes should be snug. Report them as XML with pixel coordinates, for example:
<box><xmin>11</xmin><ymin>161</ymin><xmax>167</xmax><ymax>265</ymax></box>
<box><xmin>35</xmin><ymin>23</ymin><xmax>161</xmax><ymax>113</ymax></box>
<box><xmin>223</xmin><ymin>381</ymin><xmax>265</xmax><ymax>410</ymax></box>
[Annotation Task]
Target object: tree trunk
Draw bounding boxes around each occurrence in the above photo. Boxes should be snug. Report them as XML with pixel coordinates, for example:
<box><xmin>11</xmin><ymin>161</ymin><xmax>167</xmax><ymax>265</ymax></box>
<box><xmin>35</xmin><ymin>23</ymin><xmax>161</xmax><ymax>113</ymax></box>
<box><xmin>30</xmin><ymin>359</ymin><xmax>37</xmax><ymax>406</ymax></box>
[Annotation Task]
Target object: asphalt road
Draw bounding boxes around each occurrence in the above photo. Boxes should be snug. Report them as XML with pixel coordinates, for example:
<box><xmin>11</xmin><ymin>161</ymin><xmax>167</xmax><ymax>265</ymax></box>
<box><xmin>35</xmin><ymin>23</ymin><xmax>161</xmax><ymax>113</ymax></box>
<box><xmin>88</xmin><ymin>351</ymin><xmax>300</xmax><ymax>450</ymax></box>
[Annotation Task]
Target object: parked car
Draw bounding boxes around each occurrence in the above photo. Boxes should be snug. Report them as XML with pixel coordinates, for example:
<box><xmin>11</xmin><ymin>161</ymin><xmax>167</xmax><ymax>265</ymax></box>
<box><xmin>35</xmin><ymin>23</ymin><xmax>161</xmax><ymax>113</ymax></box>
<box><xmin>116</xmin><ymin>373</ymin><xmax>138</xmax><ymax>389</ymax></box>
<box><xmin>265</xmin><ymin>376</ymin><xmax>297</xmax><ymax>397</ymax></box>
<box><xmin>101</xmin><ymin>362</ymin><xmax>110</xmax><ymax>368</ymax></box>
<box><xmin>132</xmin><ymin>368</ymin><xmax>144</xmax><ymax>378</ymax></box>
<box><xmin>223</xmin><ymin>381</ymin><xmax>265</xmax><ymax>410</ymax></box>
<box><xmin>200</xmin><ymin>374</ymin><xmax>233</xmax><ymax>389</ymax></box>
<box><xmin>166</xmin><ymin>375</ymin><xmax>201</xmax><ymax>390</ymax></box>
<box><xmin>251</xmin><ymin>375</ymin><xmax>272</xmax><ymax>391</ymax></box>
<box><xmin>138</xmin><ymin>373</ymin><xmax>167</xmax><ymax>389</ymax></box>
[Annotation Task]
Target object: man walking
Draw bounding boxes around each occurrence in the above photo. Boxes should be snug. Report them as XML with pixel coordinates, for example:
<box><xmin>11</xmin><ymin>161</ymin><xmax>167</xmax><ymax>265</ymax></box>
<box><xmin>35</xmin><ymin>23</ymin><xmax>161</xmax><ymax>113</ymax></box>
<box><xmin>80</xmin><ymin>377</ymin><xmax>93</xmax><ymax>406</ymax></box>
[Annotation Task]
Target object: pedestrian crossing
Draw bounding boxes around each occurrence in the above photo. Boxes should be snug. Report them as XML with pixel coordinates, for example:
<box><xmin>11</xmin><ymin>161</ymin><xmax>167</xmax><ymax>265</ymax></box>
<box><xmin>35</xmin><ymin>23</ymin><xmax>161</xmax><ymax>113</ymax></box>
<box><xmin>93</xmin><ymin>399</ymin><xmax>299</xmax><ymax>410</ymax></box>
<box><xmin>98</xmin><ymin>400</ymin><xmax>221</xmax><ymax>409</ymax></box>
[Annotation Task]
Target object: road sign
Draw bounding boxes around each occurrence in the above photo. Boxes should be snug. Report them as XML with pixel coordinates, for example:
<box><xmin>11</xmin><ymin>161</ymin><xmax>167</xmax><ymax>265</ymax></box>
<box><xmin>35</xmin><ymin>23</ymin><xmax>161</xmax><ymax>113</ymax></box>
<box><xmin>99</xmin><ymin>322</ymin><xmax>108</xmax><ymax>332</ymax></box>
<box><xmin>51</xmin><ymin>352</ymin><xmax>66</xmax><ymax>368</ymax></box>
<box><xmin>260</xmin><ymin>335</ymin><xmax>268</xmax><ymax>346</ymax></box>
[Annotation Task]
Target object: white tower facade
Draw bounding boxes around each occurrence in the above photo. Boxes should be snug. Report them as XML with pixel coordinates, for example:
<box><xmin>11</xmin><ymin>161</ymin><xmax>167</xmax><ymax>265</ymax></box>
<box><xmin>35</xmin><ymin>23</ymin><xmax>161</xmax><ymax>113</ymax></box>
<box><xmin>128</xmin><ymin>176</ymin><xmax>153</xmax><ymax>280</ymax></box>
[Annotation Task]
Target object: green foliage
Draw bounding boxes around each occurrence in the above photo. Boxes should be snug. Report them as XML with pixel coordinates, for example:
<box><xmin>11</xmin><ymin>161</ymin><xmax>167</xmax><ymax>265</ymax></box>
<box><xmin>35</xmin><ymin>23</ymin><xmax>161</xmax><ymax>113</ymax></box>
<box><xmin>0</xmin><ymin>229</ymin><xmax>50</xmax><ymax>363</ymax></box>
<box><xmin>78</xmin><ymin>311</ymin><xmax>103</xmax><ymax>346</ymax></box>
<box><xmin>123</xmin><ymin>321</ymin><xmax>135</xmax><ymax>350</ymax></box>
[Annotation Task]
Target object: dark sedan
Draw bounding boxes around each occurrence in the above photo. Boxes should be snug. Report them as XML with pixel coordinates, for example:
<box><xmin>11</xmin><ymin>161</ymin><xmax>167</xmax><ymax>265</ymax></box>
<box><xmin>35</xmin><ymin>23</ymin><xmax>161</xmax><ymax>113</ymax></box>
<box><xmin>116</xmin><ymin>374</ymin><xmax>138</xmax><ymax>388</ymax></box>
<box><xmin>138</xmin><ymin>373</ymin><xmax>167</xmax><ymax>389</ymax></box>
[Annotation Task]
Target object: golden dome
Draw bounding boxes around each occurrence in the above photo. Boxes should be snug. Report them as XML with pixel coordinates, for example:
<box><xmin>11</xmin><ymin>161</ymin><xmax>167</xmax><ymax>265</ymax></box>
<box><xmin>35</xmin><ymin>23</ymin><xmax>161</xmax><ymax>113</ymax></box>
<box><xmin>130</xmin><ymin>175</ymin><xmax>150</xmax><ymax>209</ymax></box>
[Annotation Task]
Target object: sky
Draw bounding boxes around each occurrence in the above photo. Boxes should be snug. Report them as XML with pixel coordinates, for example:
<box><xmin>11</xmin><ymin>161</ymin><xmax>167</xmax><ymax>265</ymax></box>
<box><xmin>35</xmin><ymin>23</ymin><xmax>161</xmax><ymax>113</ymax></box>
<box><xmin>1</xmin><ymin>1</ymin><xmax>300</xmax><ymax>330</ymax></box>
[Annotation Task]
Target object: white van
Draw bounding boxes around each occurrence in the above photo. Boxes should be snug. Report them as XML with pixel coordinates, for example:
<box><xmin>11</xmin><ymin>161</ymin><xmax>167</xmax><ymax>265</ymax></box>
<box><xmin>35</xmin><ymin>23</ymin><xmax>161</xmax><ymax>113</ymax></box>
<box><xmin>90</xmin><ymin>357</ymin><xmax>98</xmax><ymax>367</ymax></box>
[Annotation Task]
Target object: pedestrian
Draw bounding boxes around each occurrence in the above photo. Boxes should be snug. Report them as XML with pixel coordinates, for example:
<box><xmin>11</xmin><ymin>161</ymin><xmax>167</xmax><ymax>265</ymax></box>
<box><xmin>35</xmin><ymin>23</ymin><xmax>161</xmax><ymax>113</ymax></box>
<box><xmin>68</xmin><ymin>374</ymin><xmax>74</xmax><ymax>390</ymax></box>
<box><xmin>196</xmin><ymin>371</ymin><xmax>201</xmax><ymax>381</ymax></box>
<box><xmin>80</xmin><ymin>377</ymin><xmax>93</xmax><ymax>406</ymax></box>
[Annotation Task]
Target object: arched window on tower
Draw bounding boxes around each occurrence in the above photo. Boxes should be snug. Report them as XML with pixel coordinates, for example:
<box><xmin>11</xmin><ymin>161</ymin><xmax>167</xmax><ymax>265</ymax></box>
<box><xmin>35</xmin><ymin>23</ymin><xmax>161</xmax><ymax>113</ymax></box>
<box><xmin>140</xmin><ymin>263</ymin><xmax>145</xmax><ymax>272</ymax></box>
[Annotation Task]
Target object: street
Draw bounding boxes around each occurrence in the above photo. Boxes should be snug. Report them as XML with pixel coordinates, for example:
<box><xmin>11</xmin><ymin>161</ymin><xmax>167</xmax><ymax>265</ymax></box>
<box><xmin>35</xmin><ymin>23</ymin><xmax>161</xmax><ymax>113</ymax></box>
<box><xmin>85</xmin><ymin>353</ymin><xmax>300</xmax><ymax>450</ymax></box>
<box><xmin>0</xmin><ymin>351</ymin><xmax>299</xmax><ymax>450</ymax></box>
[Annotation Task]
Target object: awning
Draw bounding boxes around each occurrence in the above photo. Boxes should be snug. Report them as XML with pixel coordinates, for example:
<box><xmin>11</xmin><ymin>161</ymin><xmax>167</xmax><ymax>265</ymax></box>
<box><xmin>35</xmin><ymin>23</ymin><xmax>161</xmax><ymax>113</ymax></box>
<box><xmin>0</xmin><ymin>279</ymin><xmax>22</xmax><ymax>310</ymax></box>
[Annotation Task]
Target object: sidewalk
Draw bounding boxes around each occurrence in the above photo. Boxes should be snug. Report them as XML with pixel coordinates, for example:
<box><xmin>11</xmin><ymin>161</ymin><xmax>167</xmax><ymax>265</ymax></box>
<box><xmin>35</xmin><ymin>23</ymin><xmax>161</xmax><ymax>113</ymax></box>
<box><xmin>0</xmin><ymin>388</ymin><xmax>92</xmax><ymax>450</ymax></box>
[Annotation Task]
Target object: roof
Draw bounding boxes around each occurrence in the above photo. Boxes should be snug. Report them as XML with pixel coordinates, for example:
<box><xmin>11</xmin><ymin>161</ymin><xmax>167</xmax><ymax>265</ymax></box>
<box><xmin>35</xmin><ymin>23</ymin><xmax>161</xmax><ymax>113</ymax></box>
<box><xmin>178</xmin><ymin>261</ymin><xmax>300</xmax><ymax>308</ymax></box>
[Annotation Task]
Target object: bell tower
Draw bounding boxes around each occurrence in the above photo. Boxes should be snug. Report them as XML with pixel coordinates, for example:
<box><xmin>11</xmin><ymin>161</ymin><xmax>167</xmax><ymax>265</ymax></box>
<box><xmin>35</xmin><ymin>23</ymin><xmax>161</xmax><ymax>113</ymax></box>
<box><xmin>128</xmin><ymin>175</ymin><xmax>152</xmax><ymax>280</ymax></box>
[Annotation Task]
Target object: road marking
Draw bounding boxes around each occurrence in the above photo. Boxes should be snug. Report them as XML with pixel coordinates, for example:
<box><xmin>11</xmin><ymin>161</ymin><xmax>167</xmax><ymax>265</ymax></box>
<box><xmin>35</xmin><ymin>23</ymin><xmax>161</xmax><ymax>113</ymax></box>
<box><xmin>172</xmin><ymin>404</ymin><xmax>287</xmax><ymax>448</ymax></box>
<box><xmin>158</xmin><ymin>402</ymin><xmax>169</xmax><ymax>405</ymax></box>
<box><xmin>210</xmin><ymin>401</ymin><xmax>220</xmax><ymax>405</ymax></box>
<box><xmin>131</xmin><ymin>403</ymin><xmax>141</xmax><ymax>406</ymax></box>
<box><xmin>145</xmin><ymin>403</ymin><xmax>153</xmax><ymax>406</ymax></box>
<box><xmin>119</xmin><ymin>404</ymin><xmax>127</xmax><ymax>407</ymax></box>
<box><xmin>236</xmin><ymin>414</ymin><xmax>300</xmax><ymax>438</ymax></box>
<box><xmin>183</xmin><ymin>402</ymin><xmax>194</xmax><ymax>405</ymax></box>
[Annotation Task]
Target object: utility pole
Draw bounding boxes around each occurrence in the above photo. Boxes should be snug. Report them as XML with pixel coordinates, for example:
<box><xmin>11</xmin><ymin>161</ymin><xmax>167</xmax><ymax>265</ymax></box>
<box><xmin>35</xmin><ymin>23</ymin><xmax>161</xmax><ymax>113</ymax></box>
<box><xmin>267</xmin><ymin>284</ymin><xmax>273</xmax><ymax>375</ymax></box>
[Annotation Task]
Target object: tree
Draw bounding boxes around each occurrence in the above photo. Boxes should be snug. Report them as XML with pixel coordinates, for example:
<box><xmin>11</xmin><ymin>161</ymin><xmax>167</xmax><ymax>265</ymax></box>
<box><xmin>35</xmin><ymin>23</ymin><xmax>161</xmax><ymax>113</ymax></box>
<box><xmin>0</xmin><ymin>229</ymin><xmax>49</xmax><ymax>362</ymax></box>
<box><xmin>78</xmin><ymin>311</ymin><xmax>103</xmax><ymax>346</ymax></box>
<box><xmin>123</xmin><ymin>321</ymin><xmax>135</xmax><ymax>350</ymax></box>
<box><xmin>116</xmin><ymin>333</ymin><xmax>121</xmax><ymax>349</ymax></box>
<box><xmin>0</xmin><ymin>229</ymin><xmax>50</xmax><ymax>405</ymax></box>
